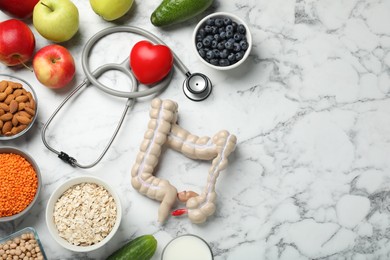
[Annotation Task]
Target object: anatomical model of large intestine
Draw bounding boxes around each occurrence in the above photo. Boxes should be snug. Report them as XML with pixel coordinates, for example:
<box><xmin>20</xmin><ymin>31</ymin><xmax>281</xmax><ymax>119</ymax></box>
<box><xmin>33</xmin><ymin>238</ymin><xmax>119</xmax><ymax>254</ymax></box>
<box><xmin>131</xmin><ymin>98</ymin><xmax>237</xmax><ymax>224</ymax></box>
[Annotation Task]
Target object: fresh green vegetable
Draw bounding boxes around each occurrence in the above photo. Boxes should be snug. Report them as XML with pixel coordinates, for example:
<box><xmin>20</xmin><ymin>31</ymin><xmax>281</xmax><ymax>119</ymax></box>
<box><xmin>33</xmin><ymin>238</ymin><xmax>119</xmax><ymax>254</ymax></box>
<box><xmin>151</xmin><ymin>0</ymin><xmax>214</xmax><ymax>27</ymax></box>
<box><xmin>106</xmin><ymin>234</ymin><xmax>157</xmax><ymax>260</ymax></box>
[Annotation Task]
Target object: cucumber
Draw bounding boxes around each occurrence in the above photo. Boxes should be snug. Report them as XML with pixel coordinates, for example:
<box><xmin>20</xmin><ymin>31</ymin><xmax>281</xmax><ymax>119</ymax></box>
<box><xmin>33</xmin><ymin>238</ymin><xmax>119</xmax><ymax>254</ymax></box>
<box><xmin>106</xmin><ymin>234</ymin><xmax>157</xmax><ymax>260</ymax></box>
<box><xmin>151</xmin><ymin>0</ymin><xmax>214</xmax><ymax>27</ymax></box>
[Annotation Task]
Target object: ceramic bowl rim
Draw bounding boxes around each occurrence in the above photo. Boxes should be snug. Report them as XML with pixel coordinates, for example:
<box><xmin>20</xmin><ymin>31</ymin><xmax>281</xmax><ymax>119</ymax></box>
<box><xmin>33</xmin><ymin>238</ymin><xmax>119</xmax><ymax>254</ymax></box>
<box><xmin>45</xmin><ymin>175</ymin><xmax>122</xmax><ymax>252</ymax></box>
<box><xmin>192</xmin><ymin>12</ymin><xmax>253</xmax><ymax>70</ymax></box>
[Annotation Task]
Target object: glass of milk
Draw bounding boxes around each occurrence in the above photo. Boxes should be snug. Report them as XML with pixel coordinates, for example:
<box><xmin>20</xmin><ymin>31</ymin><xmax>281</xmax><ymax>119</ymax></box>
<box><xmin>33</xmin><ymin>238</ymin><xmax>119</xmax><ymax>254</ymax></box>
<box><xmin>161</xmin><ymin>234</ymin><xmax>213</xmax><ymax>260</ymax></box>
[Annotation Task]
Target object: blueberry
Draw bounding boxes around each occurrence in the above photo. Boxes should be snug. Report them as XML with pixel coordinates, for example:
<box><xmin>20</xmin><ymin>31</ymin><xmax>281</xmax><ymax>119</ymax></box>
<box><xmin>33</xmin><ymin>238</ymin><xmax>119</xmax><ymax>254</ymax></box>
<box><xmin>233</xmin><ymin>42</ymin><xmax>241</xmax><ymax>52</ymax></box>
<box><xmin>196</xmin><ymin>34</ymin><xmax>203</xmax><ymax>42</ymax></box>
<box><xmin>219</xmin><ymin>59</ymin><xmax>230</xmax><ymax>66</ymax></box>
<box><xmin>206</xmin><ymin>18</ymin><xmax>215</xmax><ymax>26</ymax></box>
<box><xmin>224</xmin><ymin>18</ymin><xmax>232</xmax><ymax>25</ymax></box>
<box><xmin>218</xmin><ymin>27</ymin><xmax>225</xmax><ymax>33</ymax></box>
<box><xmin>227</xmin><ymin>52</ymin><xmax>236</xmax><ymax>62</ymax></box>
<box><xmin>202</xmin><ymin>37</ymin><xmax>211</xmax><ymax>47</ymax></box>
<box><xmin>219</xmin><ymin>31</ymin><xmax>227</xmax><ymax>40</ymax></box>
<box><xmin>213</xmin><ymin>49</ymin><xmax>220</xmax><ymax>57</ymax></box>
<box><xmin>220</xmin><ymin>49</ymin><xmax>229</xmax><ymax>59</ymax></box>
<box><xmin>226</xmin><ymin>24</ymin><xmax>234</xmax><ymax>32</ymax></box>
<box><xmin>211</xmin><ymin>26</ymin><xmax>218</xmax><ymax>34</ymax></box>
<box><xmin>225</xmin><ymin>40</ymin><xmax>234</xmax><ymax>50</ymax></box>
<box><xmin>226</xmin><ymin>30</ymin><xmax>233</xmax><ymax>39</ymax></box>
<box><xmin>217</xmin><ymin>41</ymin><xmax>225</xmax><ymax>50</ymax></box>
<box><xmin>205</xmin><ymin>25</ymin><xmax>212</xmax><ymax>33</ymax></box>
<box><xmin>198</xmin><ymin>28</ymin><xmax>206</xmax><ymax>37</ymax></box>
<box><xmin>215</xmin><ymin>18</ymin><xmax>224</xmax><ymax>27</ymax></box>
<box><xmin>214</xmin><ymin>34</ymin><xmax>221</xmax><ymax>42</ymax></box>
<box><xmin>235</xmin><ymin>51</ymin><xmax>245</xmax><ymax>61</ymax></box>
<box><xmin>211</xmin><ymin>40</ymin><xmax>218</xmax><ymax>48</ymax></box>
<box><xmin>196</xmin><ymin>42</ymin><xmax>203</xmax><ymax>49</ymax></box>
<box><xmin>232</xmin><ymin>22</ymin><xmax>238</xmax><ymax>32</ymax></box>
<box><xmin>206</xmin><ymin>50</ymin><xmax>215</xmax><ymax>59</ymax></box>
<box><xmin>238</xmin><ymin>24</ymin><xmax>246</xmax><ymax>34</ymax></box>
<box><xmin>240</xmin><ymin>40</ymin><xmax>248</xmax><ymax>50</ymax></box>
<box><xmin>234</xmin><ymin>33</ymin><xmax>243</xmax><ymax>41</ymax></box>
<box><xmin>198</xmin><ymin>49</ymin><xmax>206</xmax><ymax>58</ymax></box>
<box><xmin>210</xmin><ymin>59</ymin><xmax>219</xmax><ymax>65</ymax></box>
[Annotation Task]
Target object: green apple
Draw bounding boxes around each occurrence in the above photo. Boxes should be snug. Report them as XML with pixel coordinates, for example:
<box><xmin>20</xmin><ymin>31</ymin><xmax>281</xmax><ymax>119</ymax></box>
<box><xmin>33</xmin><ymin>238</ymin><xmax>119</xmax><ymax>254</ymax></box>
<box><xmin>89</xmin><ymin>0</ymin><xmax>133</xmax><ymax>21</ymax></box>
<box><xmin>33</xmin><ymin>0</ymin><xmax>79</xmax><ymax>42</ymax></box>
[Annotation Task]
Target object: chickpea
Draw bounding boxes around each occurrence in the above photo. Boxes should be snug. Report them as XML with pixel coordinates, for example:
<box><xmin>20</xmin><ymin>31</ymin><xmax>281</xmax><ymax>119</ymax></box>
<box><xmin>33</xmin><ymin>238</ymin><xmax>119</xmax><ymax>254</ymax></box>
<box><xmin>9</xmin><ymin>244</ymin><xmax>16</xmax><ymax>249</ymax></box>
<box><xmin>3</xmin><ymin>245</ymin><xmax>8</xmax><ymax>251</ymax></box>
<box><xmin>0</xmin><ymin>250</ymin><xmax>4</xmax><ymax>255</ymax></box>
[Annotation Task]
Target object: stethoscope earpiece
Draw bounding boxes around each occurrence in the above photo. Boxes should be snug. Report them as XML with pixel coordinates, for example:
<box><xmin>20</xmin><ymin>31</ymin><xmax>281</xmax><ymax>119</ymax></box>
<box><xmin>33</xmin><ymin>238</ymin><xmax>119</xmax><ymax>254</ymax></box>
<box><xmin>183</xmin><ymin>73</ymin><xmax>212</xmax><ymax>101</ymax></box>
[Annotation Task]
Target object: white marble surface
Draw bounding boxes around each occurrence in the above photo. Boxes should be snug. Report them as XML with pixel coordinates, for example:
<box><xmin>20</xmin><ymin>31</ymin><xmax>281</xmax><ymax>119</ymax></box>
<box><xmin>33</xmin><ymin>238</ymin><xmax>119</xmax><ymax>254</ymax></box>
<box><xmin>1</xmin><ymin>0</ymin><xmax>390</xmax><ymax>259</ymax></box>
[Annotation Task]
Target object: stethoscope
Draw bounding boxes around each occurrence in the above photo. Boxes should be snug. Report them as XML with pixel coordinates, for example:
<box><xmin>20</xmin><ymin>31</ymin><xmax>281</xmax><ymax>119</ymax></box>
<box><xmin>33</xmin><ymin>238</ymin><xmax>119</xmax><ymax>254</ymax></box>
<box><xmin>41</xmin><ymin>26</ymin><xmax>213</xmax><ymax>169</ymax></box>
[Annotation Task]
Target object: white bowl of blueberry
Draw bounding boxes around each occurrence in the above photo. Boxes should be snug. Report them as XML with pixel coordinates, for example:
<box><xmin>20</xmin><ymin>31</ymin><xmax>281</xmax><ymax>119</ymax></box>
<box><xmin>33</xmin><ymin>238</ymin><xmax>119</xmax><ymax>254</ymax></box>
<box><xmin>193</xmin><ymin>12</ymin><xmax>252</xmax><ymax>70</ymax></box>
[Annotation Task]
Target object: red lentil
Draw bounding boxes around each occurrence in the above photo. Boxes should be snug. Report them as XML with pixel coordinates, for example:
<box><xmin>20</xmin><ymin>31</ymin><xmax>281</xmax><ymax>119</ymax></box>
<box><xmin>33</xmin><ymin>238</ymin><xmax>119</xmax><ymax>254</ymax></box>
<box><xmin>0</xmin><ymin>153</ymin><xmax>38</xmax><ymax>217</ymax></box>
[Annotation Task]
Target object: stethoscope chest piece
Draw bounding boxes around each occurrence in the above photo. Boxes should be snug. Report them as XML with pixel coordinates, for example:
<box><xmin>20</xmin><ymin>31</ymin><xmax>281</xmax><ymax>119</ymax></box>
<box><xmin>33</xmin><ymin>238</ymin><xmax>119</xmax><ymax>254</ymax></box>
<box><xmin>183</xmin><ymin>73</ymin><xmax>212</xmax><ymax>101</ymax></box>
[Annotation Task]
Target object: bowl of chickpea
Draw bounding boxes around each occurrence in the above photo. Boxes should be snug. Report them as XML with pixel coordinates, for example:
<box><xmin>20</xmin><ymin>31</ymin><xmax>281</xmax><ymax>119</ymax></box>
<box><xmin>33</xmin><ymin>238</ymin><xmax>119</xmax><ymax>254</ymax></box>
<box><xmin>0</xmin><ymin>227</ymin><xmax>47</xmax><ymax>260</ymax></box>
<box><xmin>0</xmin><ymin>147</ymin><xmax>42</xmax><ymax>222</ymax></box>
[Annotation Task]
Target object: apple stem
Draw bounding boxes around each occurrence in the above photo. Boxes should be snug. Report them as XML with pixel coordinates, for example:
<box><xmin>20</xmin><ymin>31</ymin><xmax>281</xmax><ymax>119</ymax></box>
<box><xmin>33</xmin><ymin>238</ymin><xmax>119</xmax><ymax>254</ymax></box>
<box><xmin>19</xmin><ymin>59</ymin><xmax>33</xmax><ymax>72</ymax></box>
<box><xmin>40</xmin><ymin>1</ymin><xmax>54</xmax><ymax>12</ymax></box>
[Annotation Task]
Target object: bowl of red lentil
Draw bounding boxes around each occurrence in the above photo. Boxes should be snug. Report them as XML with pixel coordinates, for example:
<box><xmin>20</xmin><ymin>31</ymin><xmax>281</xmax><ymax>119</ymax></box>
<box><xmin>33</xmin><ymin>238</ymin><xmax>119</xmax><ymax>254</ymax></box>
<box><xmin>0</xmin><ymin>74</ymin><xmax>38</xmax><ymax>141</ymax></box>
<box><xmin>0</xmin><ymin>147</ymin><xmax>42</xmax><ymax>222</ymax></box>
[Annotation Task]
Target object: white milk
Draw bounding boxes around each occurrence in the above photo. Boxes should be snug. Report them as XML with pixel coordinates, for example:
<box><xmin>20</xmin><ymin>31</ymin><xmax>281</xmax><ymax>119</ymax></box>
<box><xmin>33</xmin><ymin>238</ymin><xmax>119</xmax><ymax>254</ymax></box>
<box><xmin>162</xmin><ymin>235</ymin><xmax>213</xmax><ymax>260</ymax></box>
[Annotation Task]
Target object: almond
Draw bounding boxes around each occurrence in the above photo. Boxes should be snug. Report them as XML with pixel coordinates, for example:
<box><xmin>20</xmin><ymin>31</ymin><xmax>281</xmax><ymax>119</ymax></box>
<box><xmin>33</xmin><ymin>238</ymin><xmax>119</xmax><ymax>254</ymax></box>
<box><xmin>0</xmin><ymin>112</ymin><xmax>12</xmax><ymax>121</ymax></box>
<box><xmin>13</xmin><ymin>89</ymin><xmax>23</xmax><ymax>97</ymax></box>
<box><xmin>9</xmin><ymin>81</ymin><xmax>22</xmax><ymax>89</ymax></box>
<box><xmin>17</xmin><ymin>110</ymin><xmax>32</xmax><ymax>119</ymax></box>
<box><xmin>24</xmin><ymin>107</ymin><xmax>35</xmax><ymax>117</ymax></box>
<box><xmin>15</xmin><ymin>95</ymin><xmax>29</xmax><ymax>103</ymax></box>
<box><xmin>9</xmin><ymin>100</ymin><xmax>18</xmax><ymax>114</ymax></box>
<box><xmin>16</xmin><ymin>115</ymin><xmax>31</xmax><ymax>125</ymax></box>
<box><xmin>2</xmin><ymin>121</ymin><xmax>12</xmax><ymax>134</ymax></box>
<box><xmin>12</xmin><ymin>115</ymin><xmax>18</xmax><ymax>126</ymax></box>
<box><xmin>0</xmin><ymin>92</ymin><xmax>6</xmax><ymax>102</ymax></box>
<box><xmin>0</xmin><ymin>103</ymin><xmax>9</xmax><ymax>112</ymax></box>
<box><xmin>0</xmin><ymin>80</ymin><xmax>8</xmax><ymax>92</ymax></box>
<box><xmin>4</xmin><ymin>94</ymin><xmax>15</xmax><ymax>105</ymax></box>
<box><xmin>18</xmin><ymin>102</ymin><xmax>26</xmax><ymax>111</ymax></box>
<box><xmin>4</xmin><ymin>86</ymin><xmax>13</xmax><ymax>95</ymax></box>
<box><xmin>11</xmin><ymin>124</ymin><xmax>27</xmax><ymax>135</ymax></box>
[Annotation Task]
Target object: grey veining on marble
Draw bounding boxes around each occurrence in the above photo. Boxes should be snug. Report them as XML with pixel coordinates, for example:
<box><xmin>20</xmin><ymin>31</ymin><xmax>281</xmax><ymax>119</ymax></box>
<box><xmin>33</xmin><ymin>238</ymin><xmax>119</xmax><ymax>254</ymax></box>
<box><xmin>1</xmin><ymin>0</ymin><xmax>390</xmax><ymax>259</ymax></box>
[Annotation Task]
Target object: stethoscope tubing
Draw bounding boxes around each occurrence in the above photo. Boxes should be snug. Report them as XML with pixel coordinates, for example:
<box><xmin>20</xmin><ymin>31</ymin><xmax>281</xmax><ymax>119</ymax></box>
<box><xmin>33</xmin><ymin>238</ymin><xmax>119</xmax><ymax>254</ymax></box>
<box><xmin>41</xmin><ymin>25</ymin><xmax>211</xmax><ymax>168</ymax></box>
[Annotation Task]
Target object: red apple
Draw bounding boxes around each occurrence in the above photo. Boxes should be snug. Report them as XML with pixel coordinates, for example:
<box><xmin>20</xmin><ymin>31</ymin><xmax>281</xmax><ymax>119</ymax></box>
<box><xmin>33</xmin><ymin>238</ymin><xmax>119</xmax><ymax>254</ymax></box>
<box><xmin>32</xmin><ymin>44</ymin><xmax>75</xmax><ymax>89</ymax></box>
<box><xmin>0</xmin><ymin>19</ymin><xmax>35</xmax><ymax>67</ymax></box>
<box><xmin>0</xmin><ymin>0</ymin><xmax>39</xmax><ymax>19</ymax></box>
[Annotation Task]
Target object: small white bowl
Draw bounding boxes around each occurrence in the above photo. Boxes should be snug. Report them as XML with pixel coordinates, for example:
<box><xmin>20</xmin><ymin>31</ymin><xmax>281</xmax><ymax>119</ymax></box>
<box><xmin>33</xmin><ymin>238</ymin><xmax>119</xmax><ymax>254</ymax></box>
<box><xmin>193</xmin><ymin>12</ymin><xmax>252</xmax><ymax>70</ymax></box>
<box><xmin>46</xmin><ymin>176</ymin><xmax>122</xmax><ymax>252</ymax></box>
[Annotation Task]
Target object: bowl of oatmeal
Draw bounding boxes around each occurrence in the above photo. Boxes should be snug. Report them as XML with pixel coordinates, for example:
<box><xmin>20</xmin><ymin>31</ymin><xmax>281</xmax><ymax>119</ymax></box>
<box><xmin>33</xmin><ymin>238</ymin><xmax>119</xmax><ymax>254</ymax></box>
<box><xmin>45</xmin><ymin>176</ymin><xmax>122</xmax><ymax>252</ymax></box>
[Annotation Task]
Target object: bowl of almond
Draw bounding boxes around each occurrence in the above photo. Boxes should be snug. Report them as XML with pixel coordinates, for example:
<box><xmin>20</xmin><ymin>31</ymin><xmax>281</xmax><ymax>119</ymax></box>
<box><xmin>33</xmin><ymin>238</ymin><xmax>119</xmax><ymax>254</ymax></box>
<box><xmin>0</xmin><ymin>74</ymin><xmax>38</xmax><ymax>140</ymax></box>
